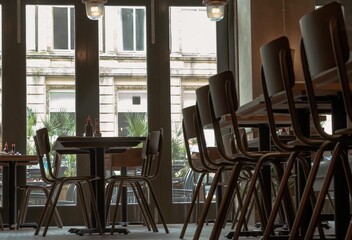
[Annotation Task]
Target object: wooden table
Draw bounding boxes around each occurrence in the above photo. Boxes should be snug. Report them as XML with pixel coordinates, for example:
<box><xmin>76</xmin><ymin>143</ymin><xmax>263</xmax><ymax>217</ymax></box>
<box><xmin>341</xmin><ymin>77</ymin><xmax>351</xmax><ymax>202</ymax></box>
<box><xmin>0</xmin><ymin>154</ymin><xmax>37</xmax><ymax>229</ymax></box>
<box><xmin>53</xmin><ymin>136</ymin><xmax>145</xmax><ymax>235</ymax></box>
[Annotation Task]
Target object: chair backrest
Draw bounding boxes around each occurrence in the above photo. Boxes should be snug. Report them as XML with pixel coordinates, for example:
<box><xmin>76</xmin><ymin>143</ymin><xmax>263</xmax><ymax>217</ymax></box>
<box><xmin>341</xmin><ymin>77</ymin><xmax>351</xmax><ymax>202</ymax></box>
<box><xmin>34</xmin><ymin>128</ymin><xmax>57</xmax><ymax>183</ymax></box>
<box><xmin>182</xmin><ymin>105</ymin><xmax>211</xmax><ymax>173</ymax></box>
<box><xmin>141</xmin><ymin>128</ymin><xmax>163</xmax><ymax>179</ymax></box>
<box><xmin>300</xmin><ymin>1</ymin><xmax>352</xmax><ymax>125</ymax></box>
<box><xmin>300</xmin><ymin>1</ymin><xmax>349</xmax><ymax>79</ymax></box>
<box><xmin>182</xmin><ymin>105</ymin><xmax>219</xmax><ymax>172</ymax></box>
<box><xmin>207</xmin><ymin>71</ymin><xmax>254</xmax><ymax>158</ymax></box>
<box><xmin>195</xmin><ymin>84</ymin><xmax>241</xmax><ymax>162</ymax></box>
<box><xmin>260</xmin><ymin>36</ymin><xmax>323</xmax><ymax>146</ymax></box>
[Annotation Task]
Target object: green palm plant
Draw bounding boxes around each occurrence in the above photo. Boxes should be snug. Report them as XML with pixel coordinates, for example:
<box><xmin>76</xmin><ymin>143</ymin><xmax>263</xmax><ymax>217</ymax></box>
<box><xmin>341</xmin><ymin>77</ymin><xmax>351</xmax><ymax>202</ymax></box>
<box><xmin>124</xmin><ymin>112</ymin><xmax>148</xmax><ymax>137</ymax></box>
<box><xmin>41</xmin><ymin>108</ymin><xmax>76</xmax><ymax>137</ymax></box>
<box><xmin>27</xmin><ymin>107</ymin><xmax>38</xmax><ymax>154</ymax></box>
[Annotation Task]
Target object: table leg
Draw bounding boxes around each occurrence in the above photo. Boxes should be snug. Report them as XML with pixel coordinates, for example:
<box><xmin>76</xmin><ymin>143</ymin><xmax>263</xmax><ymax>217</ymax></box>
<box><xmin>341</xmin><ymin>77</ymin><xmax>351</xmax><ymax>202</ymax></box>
<box><xmin>121</xmin><ymin>166</ymin><xmax>128</xmax><ymax>227</ymax></box>
<box><xmin>296</xmin><ymin>109</ymin><xmax>312</xmax><ymax>236</ymax></box>
<box><xmin>258</xmin><ymin>124</ymin><xmax>271</xmax><ymax>213</ymax></box>
<box><xmin>8</xmin><ymin>162</ymin><xmax>17</xmax><ymax>229</ymax></box>
<box><xmin>331</xmin><ymin>93</ymin><xmax>350</xmax><ymax>239</ymax></box>
<box><xmin>95</xmin><ymin>148</ymin><xmax>106</xmax><ymax>229</ymax></box>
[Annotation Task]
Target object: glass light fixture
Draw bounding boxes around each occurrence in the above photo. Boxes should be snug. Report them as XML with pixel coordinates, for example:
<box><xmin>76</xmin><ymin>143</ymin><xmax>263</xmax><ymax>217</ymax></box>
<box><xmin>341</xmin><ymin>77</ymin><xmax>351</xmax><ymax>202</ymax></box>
<box><xmin>202</xmin><ymin>0</ymin><xmax>228</xmax><ymax>21</ymax></box>
<box><xmin>82</xmin><ymin>0</ymin><xmax>107</xmax><ymax>20</ymax></box>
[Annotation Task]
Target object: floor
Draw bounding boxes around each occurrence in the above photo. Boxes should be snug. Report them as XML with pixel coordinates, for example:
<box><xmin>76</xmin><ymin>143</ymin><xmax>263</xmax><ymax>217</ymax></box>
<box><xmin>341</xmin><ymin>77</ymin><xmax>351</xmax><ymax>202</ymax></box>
<box><xmin>0</xmin><ymin>223</ymin><xmax>262</xmax><ymax>240</ymax></box>
<box><xmin>0</xmin><ymin>222</ymin><xmax>336</xmax><ymax>240</ymax></box>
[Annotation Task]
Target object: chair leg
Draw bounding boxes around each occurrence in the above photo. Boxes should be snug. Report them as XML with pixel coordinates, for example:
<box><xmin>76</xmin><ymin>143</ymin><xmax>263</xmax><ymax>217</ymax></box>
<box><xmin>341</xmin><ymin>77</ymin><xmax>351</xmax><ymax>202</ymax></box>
<box><xmin>193</xmin><ymin>166</ymin><xmax>228</xmax><ymax>239</ymax></box>
<box><xmin>289</xmin><ymin>141</ymin><xmax>333</xmax><ymax>239</ymax></box>
<box><xmin>43</xmin><ymin>187</ymin><xmax>63</xmax><ymax>228</ymax></box>
<box><xmin>208</xmin><ymin>164</ymin><xmax>243</xmax><ymax>240</ymax></box>
<box><xmin>262</xmin><ymin>152</ymin><xmax>302</xmax><ymax>238</ymax></box>
<box><xmin>43</xmin><ymin>182</ymin><xmax>65</xmax><ymax>237</ymax></box>
<box><xmin>143</xmin><ymin>180</ymin><xmax>169</xmax><ymax>233</ymax></box>
<box><xmin>231</xmin><ymin>180</ymin><xmax>249</xmax><ymax>230</ymax></box>
<box><xmin>134</xmin><ymin>182</ymin><xmax>158</xmax><ymax>232</ymax></box>
<box><xmin>305</xmin><ymin>143</ymin><xmax>348</xmax><ymax>239</ymax></box>
<box><xmin>35</xmin><ymin>183</ymin><xmax>59</xmax><ymax>236</ymax></box>
<box><xmin>232</xmin><ymin>159</ymin><xmax>268</xmax><ymax>240</ymax></box>
<box><xmin>345</xmin><ymin>223</ymin><xmax>352</xmax><ymax>240</ymax></box>
<box><xmin>130</xmin><ymin>183</ymin><xmax>152</xmax><ymax>231</ymax></box>
<box><xmin>180</xmin><ymin>173</ymin><xmax>207</xmax><ymax>238</ymax></box>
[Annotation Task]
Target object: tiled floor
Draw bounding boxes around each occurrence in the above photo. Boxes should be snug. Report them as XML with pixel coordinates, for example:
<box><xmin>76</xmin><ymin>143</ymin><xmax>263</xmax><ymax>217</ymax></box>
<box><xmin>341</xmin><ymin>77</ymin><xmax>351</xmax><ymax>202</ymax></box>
<box><xmin>0</xmin><ymin>222</ymin><xmax>336</xmax><ymax>240</ymax></box>
<box><xmin>0</xmin><ymin>223</ymin><xmax>260</xmax><ymax>240</ymax></box>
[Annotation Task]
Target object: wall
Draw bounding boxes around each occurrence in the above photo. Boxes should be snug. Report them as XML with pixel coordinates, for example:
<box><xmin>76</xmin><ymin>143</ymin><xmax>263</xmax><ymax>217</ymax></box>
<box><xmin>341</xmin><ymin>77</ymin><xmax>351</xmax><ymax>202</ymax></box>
<box><xmin>236</xmin><ymin>0</ymin><xmax>315</xmax><ymax>104</ymax></box>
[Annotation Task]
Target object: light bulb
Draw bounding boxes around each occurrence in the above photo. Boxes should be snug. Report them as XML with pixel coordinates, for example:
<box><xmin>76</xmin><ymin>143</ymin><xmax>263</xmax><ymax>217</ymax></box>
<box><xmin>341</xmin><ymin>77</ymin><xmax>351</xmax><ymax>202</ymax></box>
<box><xmin>83</xmin><ymin>0</ymin><xmax>106</xmax><ymax>20</ymax></box>
<box><xmin>206</xmin><ymin>5</ymin><xmax>225</xmax><ymax>21</ymax></box>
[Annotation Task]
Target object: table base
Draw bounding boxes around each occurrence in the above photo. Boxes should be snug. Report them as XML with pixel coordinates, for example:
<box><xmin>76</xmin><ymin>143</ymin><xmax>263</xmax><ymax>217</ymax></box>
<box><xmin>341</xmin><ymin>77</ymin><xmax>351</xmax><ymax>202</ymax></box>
<box><xmin>68</xmin><ymin>227</ymin><xmax>130</xmax><ymax>236</ymax></box>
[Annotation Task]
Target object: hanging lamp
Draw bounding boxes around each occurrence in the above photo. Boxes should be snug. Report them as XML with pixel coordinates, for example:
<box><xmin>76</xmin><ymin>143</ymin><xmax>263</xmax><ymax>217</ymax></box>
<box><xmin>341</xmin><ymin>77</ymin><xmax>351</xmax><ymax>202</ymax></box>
<box><xmin>82</xmin><ymin>0</ymin><xmax>107</xmax><ymax>20</ymax></box>
<box><xmin>202</xmin><ymin>0</ymin><xmax>228</xmax><ymax>21</ymax></box>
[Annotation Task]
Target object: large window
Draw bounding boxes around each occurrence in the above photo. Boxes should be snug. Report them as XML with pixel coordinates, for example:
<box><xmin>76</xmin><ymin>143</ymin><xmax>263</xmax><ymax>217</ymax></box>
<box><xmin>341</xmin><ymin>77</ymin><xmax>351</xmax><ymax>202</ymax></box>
<box><xmin>169</xmin><ymin>7</ymin><xmax>217</xmax><ymax>203</ymax></box>
<box><xmin>26</xmin><ymin>5</ymin><xmax>76</xmax><ymax>207</ymax></box>
<box><xmin>99</xmin><ymin>6</ymin><xmax>147</xmax><ymax>139</ymax></box>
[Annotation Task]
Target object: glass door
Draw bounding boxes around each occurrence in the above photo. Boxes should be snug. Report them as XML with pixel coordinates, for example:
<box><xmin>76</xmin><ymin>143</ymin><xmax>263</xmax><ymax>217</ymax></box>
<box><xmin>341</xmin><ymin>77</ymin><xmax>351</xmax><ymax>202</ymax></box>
<box><xmin>25</xmin><ymin>3</ymin><xmax>80</xmax><ymax>223</ymax></box>
<box><xmin>98</xmin><ymin>3</ymin><xmax>148</xmax><ymax>223</ymax></box>
<box><xmin>169</xmin><ymin>5</ymin><xmax>217</xmax><ymax>206</ymax></box>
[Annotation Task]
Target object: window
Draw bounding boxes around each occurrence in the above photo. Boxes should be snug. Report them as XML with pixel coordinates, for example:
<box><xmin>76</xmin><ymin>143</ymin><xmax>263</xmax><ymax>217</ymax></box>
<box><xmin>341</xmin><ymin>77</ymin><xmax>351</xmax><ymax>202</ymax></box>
<box><xmin>120</xmin><ymin>8</ymin><xmax>145</xmax><ymax>51</ymax></box>
<box><xmin>117</xmin><ymin>91</ymin><xmax>147</xmax><ymax>136</ymax></box>
<box><xmin>53</xmin><ymin>6</ymin><xmax>75</xmax><ymax>50</ymax></box>
<box><xmin>170</xmin><ymin>7</ymin><xmax>216</xmax><ymax>55</ymax></box>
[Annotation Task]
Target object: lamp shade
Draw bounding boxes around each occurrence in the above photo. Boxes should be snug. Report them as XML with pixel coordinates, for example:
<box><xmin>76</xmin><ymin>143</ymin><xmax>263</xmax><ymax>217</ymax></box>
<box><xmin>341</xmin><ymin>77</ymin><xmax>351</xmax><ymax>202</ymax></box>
<box><xmin>82</xmin><ymin>0</ymin><xmax>107</xmax><ymax>20</ymax></box>
<box><xmin>202</xmin><ymin>0</ymin><xmax>228</xmax><ymax>21</ymax></box>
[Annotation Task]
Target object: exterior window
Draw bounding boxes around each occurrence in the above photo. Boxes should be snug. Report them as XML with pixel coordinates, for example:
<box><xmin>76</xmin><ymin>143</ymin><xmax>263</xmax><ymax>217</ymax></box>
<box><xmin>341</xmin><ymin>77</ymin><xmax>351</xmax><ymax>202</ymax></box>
<box><xmin>49</xmin><ymin>91</ymin><xmax>76</xmax><ymax>136</ymax></box>
<box><xmin>121</xmin><ymin>8</ymin><xmax>145</xmax><ymax>51</ymax></box>
<box><xmin>132</xmin><ymin>96</ymin><xmax>141</xmax><ymax>105</ymax></box>
<box><xmin>53</xmin><ymin>7</ymin><xmax>75</xmax><ymax>50</ymax></box>
<box><xmin>117</xmin><ymin>91</ymin><xmax>147</xmax><ymax>136</ymax></box>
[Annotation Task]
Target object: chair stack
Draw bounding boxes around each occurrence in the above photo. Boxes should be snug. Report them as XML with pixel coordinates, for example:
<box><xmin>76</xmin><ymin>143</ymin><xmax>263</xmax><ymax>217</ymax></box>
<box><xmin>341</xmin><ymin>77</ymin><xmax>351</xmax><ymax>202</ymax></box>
<box><xmin>180</xmin><ymin>105</ymin><xmax>246</xmax><ymax>238</ymax></box>
<box><xmin>179</xmin><ymin>2</ymin><xmax>352</xmax><ymax>239</ymax></box>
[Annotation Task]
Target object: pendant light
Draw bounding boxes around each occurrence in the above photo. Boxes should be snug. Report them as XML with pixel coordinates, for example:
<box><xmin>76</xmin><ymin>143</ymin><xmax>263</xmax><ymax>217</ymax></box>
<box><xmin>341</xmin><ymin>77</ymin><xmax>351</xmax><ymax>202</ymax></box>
<box><xmin>202</xmin><ymin>0</ymin><xmax>228</xmax><ymax>21</ymax></box>
<box><xmin>82</xmin><ymin>0</ymin><xmax>107</xmax><ymax>20</ymax></box>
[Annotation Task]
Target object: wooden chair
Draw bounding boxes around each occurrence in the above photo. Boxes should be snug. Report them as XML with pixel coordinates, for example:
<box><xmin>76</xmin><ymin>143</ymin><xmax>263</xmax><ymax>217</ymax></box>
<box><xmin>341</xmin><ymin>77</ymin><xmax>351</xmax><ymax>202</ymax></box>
<box><xmin>296</xmin><ymin>1</ymin><xmax>352</xmax><ymax>238</ymax></box>
<box><xmin>179</xmin><ymin>105</ymin><xmax>214</xmax><ymax>239</ymax></box>
<box><xmin>204</xmin><ymin>70</ymin><xmax>308</xmax><ymax>240</ymax></box>
<box><xmin>194</xmin><ymin>84</ymin><xmax>261</xmax><ymax>239</ymax></box>
<box><xmin>105</xmin><ymin>147</ymin><xmax>155</xmax><ymax>232</ymax></box>
<box><xmin>105</xmin><ymin>129</ymin><xmax>169</xmax><ymax>234</ymax></box>
<box><xmin>33</xmin><ymin>128</ymin><xmax>102</xmax><ymax>236</ymax></box>
<box><xmin>259</xmin><ymin>36</ymin><xmax>335</xmax><ymax>239</ymax></box>
<box><xmin>180</xmin><ymin>105</ymin><xmax>246</xmax><ymax>238</ymax></box>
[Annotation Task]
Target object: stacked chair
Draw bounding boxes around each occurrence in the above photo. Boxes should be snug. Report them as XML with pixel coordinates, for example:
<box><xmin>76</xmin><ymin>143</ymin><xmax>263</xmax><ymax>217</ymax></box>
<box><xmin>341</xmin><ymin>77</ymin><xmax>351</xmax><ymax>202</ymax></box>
<box><xmin>181</xmin><ymin>105</ymin><xmax>249</xmax><ymax>238</ymax></box>
<box><xmin>252</xmin><ymin>2</ymin><xmax>352</xmax><ymax>239</ymax></box>
<box><xmin>180</xmin><ymin>105</ymin><xmax>217</xmax><ymax>239</ymax></box>
<box><xmin>105</xmin><ymin>128</ymin><xmax>169</xmax><ymax>234</ymax></box>
<box><xmin>290</xmin><ymin>1</ymin><xmax>352</xmax><ymax>239</ymax></box>
<box><xmin>206</xmin><ymin>71</ymin><xmax>306</xmax><ymax>240</ymax></box>
<box><xmin>33</xmin><ymin>128</ymin><xmax>102</xmax><ymax>236</ymax></box>
<box><xmin>194</xmin><ymin>84</ymin><xmax>265</xmax><ymax>239</ymax></box>
<box><xmin>192</xmin><ymin>73</ymin><xmax>302</xmax><ymax>240</ymax></box>
<box><xmin>258</xmin><ymin>36</ymin><xmax>334</xmax><ymax>239</ymax></box>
